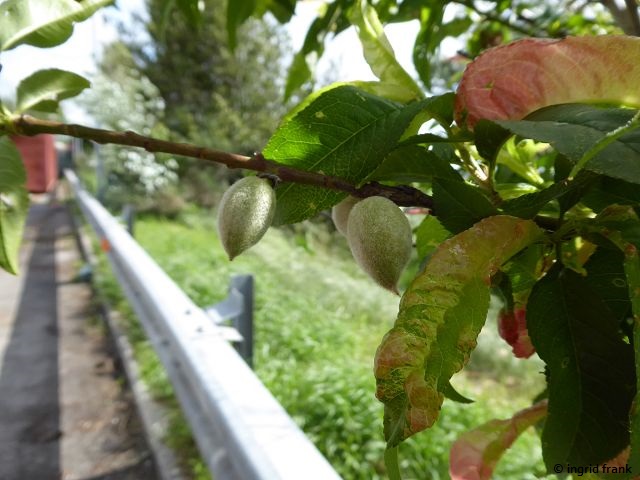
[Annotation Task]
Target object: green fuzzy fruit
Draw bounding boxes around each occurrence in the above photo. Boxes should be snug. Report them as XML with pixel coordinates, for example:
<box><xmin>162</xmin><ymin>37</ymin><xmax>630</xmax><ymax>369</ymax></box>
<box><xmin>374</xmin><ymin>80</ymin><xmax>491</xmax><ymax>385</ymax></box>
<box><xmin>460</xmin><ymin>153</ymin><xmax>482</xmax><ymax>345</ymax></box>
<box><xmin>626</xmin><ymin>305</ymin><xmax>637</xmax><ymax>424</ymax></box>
<box><xmin>331</xmin><ymin>196</ymin><xmax>360</xmax><ymax>236</ymax></box>
<box><xmin>217</xmin><ymin>176</ymin><xmax>276</xmax><ymax>260</ymax></box>
<box><xmin>347</xmin><ymin>196</ymin><xmax>412</xmax><ymax>294</ymax></box>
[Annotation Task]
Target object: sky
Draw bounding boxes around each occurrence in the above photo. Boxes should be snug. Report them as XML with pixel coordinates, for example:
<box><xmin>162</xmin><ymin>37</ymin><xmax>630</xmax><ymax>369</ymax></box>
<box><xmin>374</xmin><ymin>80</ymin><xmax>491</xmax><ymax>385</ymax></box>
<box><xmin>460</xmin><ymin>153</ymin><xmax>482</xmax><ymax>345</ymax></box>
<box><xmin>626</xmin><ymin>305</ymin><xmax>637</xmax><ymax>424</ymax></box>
<box><xmin>0</xmin><ymin>0</ymin><xmax>429</xmax><ymax>123</ymax></box>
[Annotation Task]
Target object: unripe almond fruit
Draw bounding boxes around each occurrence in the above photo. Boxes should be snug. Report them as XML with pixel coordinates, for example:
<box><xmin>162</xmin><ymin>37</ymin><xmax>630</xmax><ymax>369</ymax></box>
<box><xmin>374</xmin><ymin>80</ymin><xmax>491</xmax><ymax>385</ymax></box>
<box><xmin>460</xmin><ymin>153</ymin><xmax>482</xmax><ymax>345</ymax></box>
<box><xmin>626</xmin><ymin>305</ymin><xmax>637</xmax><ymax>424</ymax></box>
<box><xmin>346</xmin><ymin>196</ymin><xmax>412</xmax><ymax>294</ymax></box>
<box><xmin>331</xmin><ymin>196</ymin><xmax>360</xmax><ymax>236</ymax></box>
<box><xmin>217</xmin><ymin>176</ymin><xmax>276</xmax><ymax>260</ymax></box>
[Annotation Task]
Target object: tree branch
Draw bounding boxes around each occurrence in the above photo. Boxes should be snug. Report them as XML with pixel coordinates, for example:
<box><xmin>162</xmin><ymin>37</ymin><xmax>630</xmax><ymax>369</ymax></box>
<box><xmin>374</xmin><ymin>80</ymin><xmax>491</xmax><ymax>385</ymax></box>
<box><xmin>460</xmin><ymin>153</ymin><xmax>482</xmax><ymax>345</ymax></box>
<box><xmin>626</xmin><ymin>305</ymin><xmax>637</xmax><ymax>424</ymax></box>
<box><xmin>455</xmin><ymin>1</ymin><xmax>541</xmax><ymax>37</ymax></box>
<box><xmin>10</xmin><ymin>114</ymin><xmax>434</xmax><ymax>209</ymax></box>
<box><xmin>624</xmin><ymin>0</ymin><xmax>640</xmax><ymax>36</ymax></box>
<box><xmin>601</xmin><ymin>0</ymin><xmax>638</xmax><ymax>34</ymax></box>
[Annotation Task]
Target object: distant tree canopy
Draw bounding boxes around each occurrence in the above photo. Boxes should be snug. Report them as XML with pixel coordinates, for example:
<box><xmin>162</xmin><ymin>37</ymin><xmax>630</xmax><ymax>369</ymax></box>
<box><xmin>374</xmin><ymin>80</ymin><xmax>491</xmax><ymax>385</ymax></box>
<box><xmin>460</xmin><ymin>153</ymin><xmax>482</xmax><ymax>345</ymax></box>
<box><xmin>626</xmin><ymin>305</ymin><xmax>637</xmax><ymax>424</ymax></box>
<box><xmin>126</xmin><ymin>0</ymin><xmax>291</xmax><ymax>155</ymax></box>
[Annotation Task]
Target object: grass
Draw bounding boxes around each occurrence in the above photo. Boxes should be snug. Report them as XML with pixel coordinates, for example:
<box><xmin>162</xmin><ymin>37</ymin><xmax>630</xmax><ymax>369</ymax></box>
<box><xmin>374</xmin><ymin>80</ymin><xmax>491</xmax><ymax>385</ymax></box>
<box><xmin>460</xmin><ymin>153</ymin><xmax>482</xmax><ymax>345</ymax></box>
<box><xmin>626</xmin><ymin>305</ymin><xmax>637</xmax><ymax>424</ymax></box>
<box><xmin>89</xmin><ymin>207</ymin><xmax>549</xmax><ymax>479</ymax></box>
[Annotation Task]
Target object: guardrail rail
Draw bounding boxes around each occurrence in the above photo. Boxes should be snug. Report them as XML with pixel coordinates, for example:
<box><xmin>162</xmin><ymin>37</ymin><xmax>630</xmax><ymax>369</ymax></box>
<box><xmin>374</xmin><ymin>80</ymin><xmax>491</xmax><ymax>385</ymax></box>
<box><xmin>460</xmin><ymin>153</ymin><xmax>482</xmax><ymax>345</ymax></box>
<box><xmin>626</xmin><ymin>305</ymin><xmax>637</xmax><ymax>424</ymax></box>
<box><xmin>65</xmin><ymin>170</ymin><xmax>342</xmax><ymax>480</ymax></box>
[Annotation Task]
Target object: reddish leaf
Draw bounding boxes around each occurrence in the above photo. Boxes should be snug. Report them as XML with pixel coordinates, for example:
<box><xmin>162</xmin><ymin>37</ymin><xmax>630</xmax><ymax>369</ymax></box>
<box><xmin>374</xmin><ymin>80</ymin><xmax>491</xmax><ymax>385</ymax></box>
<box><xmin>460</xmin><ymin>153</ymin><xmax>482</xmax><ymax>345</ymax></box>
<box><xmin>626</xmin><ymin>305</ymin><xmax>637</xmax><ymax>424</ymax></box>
<box><xmin>497</xmin><ymin>307</ymin><xmax>535</xmax><ymax>359</ymax></box>
<box><xmin>455</xmin><ymin>36</ymin><xmax>640</xmax><ymax>130</ymax></box>
<box><xmin>374</xmin><ymin>216</ymin><xmax>543</xmax><ymax>446</ymax></box>
<box><xmin>450</xmin><ymin>401</ymin><xmax>548</xmax><ymax>480</ymax></box>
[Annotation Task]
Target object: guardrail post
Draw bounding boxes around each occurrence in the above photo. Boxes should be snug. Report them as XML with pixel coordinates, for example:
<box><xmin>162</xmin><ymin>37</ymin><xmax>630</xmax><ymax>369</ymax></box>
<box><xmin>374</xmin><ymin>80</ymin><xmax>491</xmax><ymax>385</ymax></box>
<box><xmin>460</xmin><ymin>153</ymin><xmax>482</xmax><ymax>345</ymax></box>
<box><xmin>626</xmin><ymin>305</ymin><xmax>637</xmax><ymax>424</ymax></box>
<box><xmin>230</xmin><ymin>275</ymin><xmax>254</xmax><ymax>368</ymax></box>
<box><xmin>95</xmin><ymin>144</ymin><xmax>107</xmax><ymax>203</ymax></box>
<box><xmin>121</xmin><ymin>204</ymin><xmax>135</xmax><ymax>237</ymax></box>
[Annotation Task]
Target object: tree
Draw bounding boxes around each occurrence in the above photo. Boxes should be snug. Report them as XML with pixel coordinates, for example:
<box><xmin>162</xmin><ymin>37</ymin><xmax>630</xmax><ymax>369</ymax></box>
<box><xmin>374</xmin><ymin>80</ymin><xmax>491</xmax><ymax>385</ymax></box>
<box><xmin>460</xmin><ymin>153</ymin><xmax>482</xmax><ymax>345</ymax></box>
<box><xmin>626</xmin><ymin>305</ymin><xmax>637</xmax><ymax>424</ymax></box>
<box><xmin>2</xmin><ymin>1</ymin><xmax>640</xmax><ymax>478</ymax></box>
<box><xmin>125</xmin><ymin>0</ymin><xmax>291</xmax><ymax>155</ymax></box>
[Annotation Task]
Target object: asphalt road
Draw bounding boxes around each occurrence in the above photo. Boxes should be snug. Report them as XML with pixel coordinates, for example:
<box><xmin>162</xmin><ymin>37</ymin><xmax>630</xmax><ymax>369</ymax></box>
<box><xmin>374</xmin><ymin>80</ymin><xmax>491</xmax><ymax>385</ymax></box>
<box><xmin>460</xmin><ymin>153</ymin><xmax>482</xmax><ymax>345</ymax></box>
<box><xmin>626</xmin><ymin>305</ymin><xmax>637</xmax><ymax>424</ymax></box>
<box><xmin>0</xmin><ymin>198</ymin><xmax>157</xmax><ymax>480</ymax></box>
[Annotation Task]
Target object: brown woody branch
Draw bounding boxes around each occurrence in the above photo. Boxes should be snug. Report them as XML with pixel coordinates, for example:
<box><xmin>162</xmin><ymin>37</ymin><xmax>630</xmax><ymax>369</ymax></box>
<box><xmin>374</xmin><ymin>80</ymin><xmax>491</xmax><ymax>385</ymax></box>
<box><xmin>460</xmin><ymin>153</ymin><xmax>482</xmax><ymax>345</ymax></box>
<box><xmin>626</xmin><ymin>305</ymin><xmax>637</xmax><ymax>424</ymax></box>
<box><xmin>11</xmin><ymin>115</ymin><xmax>434</xmax><ymax>209</ymax></box>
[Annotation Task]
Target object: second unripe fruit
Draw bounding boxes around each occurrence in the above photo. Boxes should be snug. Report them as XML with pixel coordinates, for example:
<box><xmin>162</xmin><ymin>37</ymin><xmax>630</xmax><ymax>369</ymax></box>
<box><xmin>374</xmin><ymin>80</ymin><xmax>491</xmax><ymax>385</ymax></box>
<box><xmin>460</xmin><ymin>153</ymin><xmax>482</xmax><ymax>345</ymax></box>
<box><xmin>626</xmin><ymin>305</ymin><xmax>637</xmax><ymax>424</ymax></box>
<box><xmin>345</xmin><ymin>196</ymin><xmax>412</xmax><ymax>294</ymax></box>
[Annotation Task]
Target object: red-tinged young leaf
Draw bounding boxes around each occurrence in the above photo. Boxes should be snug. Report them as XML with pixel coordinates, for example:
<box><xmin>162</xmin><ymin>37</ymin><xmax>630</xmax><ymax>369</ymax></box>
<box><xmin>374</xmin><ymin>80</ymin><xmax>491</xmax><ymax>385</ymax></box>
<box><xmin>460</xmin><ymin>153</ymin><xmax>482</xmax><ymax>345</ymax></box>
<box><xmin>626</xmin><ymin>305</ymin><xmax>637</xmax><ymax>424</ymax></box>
<box><xmin>455</xmin><ymin>36</ymin><xmax>640</xmax><ymax>130</ymax></box>
<box><xmin>449</xmin><ymin>400</ymin><xmax>548</xmax><ymax>480</ymax></box>
<box><xmin>497</xmin><ymin>307</ymin><xmax>535</xmax><ymax>359</ymax></box>
<box><xmin>375</xmin><ymin>216</ymin><xmax>544</xmax><ymax>446</ymax></box>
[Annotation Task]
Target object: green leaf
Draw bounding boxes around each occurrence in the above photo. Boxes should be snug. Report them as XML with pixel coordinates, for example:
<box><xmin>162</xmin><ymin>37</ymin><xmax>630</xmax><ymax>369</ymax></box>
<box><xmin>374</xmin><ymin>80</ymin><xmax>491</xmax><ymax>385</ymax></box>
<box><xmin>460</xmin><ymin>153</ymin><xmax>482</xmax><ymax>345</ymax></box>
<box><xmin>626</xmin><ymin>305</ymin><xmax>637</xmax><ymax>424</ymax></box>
<box><xmin>401</xmin><ymin>92</ymin><xmax>457</xmax><ymax>132</ymax></box>
<box><xmin>502</xmin><ymin>244</ymin><xmax>547</xmax><ymax>293</ymax></box>
<box><xmin>412</xmin><ymin>4</ymin><xmax>444</xmax><ymax>89</ymax></box>
<box><xmin>527</xmin><ymin>266</ymin><xmax>635</xmax><ymax>470</ymax></box>
<box><xmin>433</xmin><ymin>178</ymin><xmax>498</xmax><ymax>233</ymax></box>
<box><xmin>592</xmin><ymin>205</ymin><xmax>640</xmax><ymax>249</ymax></box>
<box><xmin>496</xmin><ymin>137</ymin><xmax>545</xmax><ymax>186</ymax></box>
<box><xmin>500</xmin><ymin>172</ymin><xmax>596</xmax><ymax>219</ymax></box>
<box><xmin>583</xmin><ymin>247</ymin><xmax>631</xmax><ymax>323</ymax></box>
<box><xmin>265</xmin><ymin>0</ymin><xmax>295</xmax><ymax>24</ymax></box>
<box><xmin>370</xmin><ymin>145</ymin><xmax>462</xmax><ymax>184</ymax></box>
<box><xmin>263</xmin><ymin>85</ymin><xmax>426</xmax><ymax>224</ymax></box>
<box><xmin>0</xmin><ymin>0</ymin><xmax>112</xmax><ymax>51</ymax></box>
<box><xmin>582</xmin><ymin>177</ymin><xmax>640</xmax><ymax>212</ymax></box>
<box><xmin>284</xmin><ymin>51</ymin><xmax>312</xmax><ymax>100</ymax></box>
<box><xmin>351</xmin><ymin>81</ymin><xmax>427</xmax><ymax>104</ymax></box>
<box><xmin>625</xmin><ymin>247</ymin><xmax>640</xmax><ymax>472</ymax></box>
<box><xmin>0</xmin><ymin>138</ymin><xmax>29</xmax><ymax>275</ymax></box>
<box><xmin>442</xmin><ymin>381</ymin><xmax>474</xmax><ymax>404</ymax></box>
<box><xmin>496</xmin><ymin>104</ymin><xmax>640</xmax><ymax>184</ymax></box>
<box><xmin>585</xmin><ymin>207</ymin><xmax>640</xmax><ymax>471</ymax></box>
<box><xmin>413</xmin><ymin>8</ymin><xmax>470</xmax><ymax>90</ymax></box>
<box><xmin>473</xmin><ymin>119</ymin><xmax>510</xmax><ymax>167</ymax></box>
<box><xmin>349</xmin><ymin>0</ymin><xmax>423</xmax><ymax>102</ymax></box>
<box><xmin>226</xmin><ymin>0</ymin><xmax>256</xmax><ymax>52</ymax></box>
<box><xmin>16</xmin><ymin>69</ymin><xmax>90</xmax><ymax>114</ymax></box>
<box><xmin>449</xmin><ymin>401</ymin><xmax>548</xmax><ymax>480</ymax></box>
<box><xmin>399</xmin><ymin>132</ymin><xmax>473</xmax><ymax>146</ymax></box>
<box><xmin>375</xmin><ymin>216</ymin><xmax>544</xmax><ymax>446</ymax></box>
<box><xmin>415</xmin><ymin>214</ymin><xmax>451</xmax><ymax>260</ymax></box>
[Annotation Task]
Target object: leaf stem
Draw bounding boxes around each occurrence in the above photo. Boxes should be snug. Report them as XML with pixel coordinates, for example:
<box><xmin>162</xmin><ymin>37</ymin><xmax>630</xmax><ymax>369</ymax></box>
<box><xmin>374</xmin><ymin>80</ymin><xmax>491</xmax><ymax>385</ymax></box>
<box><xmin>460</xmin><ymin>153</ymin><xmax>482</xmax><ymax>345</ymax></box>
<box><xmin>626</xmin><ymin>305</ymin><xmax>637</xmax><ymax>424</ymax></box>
<box><xmin>384</xmin><ymin>446</ymin><xmax>402</xmax><ymax>480</ymax></box>
<box><xmin>569</xmin><ymin>110</ymin><xmax>640</xmax><ymax>179</ymax></box>
<box><xmin>455</xmin><ymin>142</ymin><xmax>492</xmax><ymax>191</ymax></box>
<box><xmin>8</xmin><ymin>114</ymin><xmax>434</xmax><ymax>209</ymax></box>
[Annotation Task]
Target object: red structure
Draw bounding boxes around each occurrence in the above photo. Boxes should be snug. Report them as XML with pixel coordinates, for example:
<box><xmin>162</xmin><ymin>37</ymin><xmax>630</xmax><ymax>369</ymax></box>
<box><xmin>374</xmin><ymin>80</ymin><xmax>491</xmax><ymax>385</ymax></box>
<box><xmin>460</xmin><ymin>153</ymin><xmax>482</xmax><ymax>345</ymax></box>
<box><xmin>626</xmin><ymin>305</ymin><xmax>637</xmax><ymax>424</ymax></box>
<box><xmin>12</xmin><ymin>135</ymin><xmax>58</xmax><ymax>193</ymax></box>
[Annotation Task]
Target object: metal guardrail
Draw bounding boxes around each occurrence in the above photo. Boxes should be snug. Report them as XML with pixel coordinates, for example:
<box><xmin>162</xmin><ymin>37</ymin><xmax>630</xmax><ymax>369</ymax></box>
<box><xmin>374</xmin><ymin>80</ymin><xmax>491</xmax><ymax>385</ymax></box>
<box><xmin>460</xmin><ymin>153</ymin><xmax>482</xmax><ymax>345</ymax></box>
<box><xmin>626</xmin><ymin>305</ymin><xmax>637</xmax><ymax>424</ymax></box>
<box><xmin>65</xmin><ymin>170</ymin><xmax>342</xmax><ymax>480</ymax></box>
